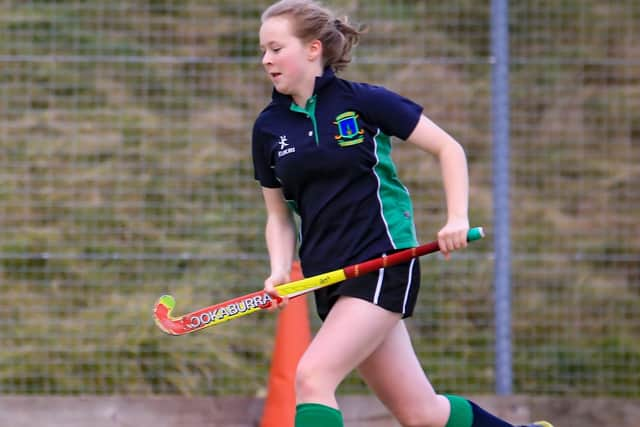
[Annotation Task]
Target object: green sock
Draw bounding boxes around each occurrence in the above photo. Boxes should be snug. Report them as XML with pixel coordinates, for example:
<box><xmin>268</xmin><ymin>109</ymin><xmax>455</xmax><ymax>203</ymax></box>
<box><xmin>445</xmin><ymin>394</ymin><xmax>515</xmax><ymax>427</ymax></box>
<box><xmin>444</xmin><ymin>394</ymin><xmax>474</xmax><ymax>427</ymax></box>
<box><xmin>295</xmin><ymin>403</ymin><xmax>344</xmax><ymax>427</ymax></box>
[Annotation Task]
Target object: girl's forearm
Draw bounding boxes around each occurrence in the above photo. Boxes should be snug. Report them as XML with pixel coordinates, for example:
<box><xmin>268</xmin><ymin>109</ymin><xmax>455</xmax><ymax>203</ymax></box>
<box><xmin>439</xmin><ymin>141</ymin><xmax>469</xmax><ymax>222</ymax></box>
<box><xmin>265</xmin><ymin>213</ymin><xmax>297</xmax><ymax>276</ymax></box>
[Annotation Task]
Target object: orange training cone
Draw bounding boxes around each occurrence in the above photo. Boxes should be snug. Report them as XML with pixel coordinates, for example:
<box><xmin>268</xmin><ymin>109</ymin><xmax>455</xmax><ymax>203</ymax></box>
<box><xmin>260</xmin><ymin>261</ymin><xmax>311</xmax><ymax>427</ymax></box>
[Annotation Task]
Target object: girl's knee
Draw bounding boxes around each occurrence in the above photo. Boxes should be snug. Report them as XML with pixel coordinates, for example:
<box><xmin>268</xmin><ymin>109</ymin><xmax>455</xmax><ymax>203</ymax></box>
<box><xmin>394</xmin><ymin>394</ymin><xmax>450</xmax><ymax>427</ymax></box>
<box><xmin>295</xmin><ymin>358</ymin><xmax>338</xmax><ymax>400</ymax></box>
<box><xmin>295</xmin><ymin>359</ymin><xmax>319</xmax><ymax>399</ymax></box>
<box><xmin>294</xmin><ymin>361</ymin><xmax>315</xmax><ymax>398</ymax></box>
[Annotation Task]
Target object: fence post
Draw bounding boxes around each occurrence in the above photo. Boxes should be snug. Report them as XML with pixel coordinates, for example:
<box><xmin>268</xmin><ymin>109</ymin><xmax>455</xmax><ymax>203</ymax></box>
<box><xmin>491</xmin><ymin>0</ymin><xmax>513</xmax><ymax>396</ymax></box>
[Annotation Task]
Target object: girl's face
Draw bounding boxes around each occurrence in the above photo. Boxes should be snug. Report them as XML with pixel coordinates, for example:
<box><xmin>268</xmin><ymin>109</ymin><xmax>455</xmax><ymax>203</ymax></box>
<box><xmin>259</xmin><ymin>16</ymin><xmax>321</xmax><ymax>99</ymax></box>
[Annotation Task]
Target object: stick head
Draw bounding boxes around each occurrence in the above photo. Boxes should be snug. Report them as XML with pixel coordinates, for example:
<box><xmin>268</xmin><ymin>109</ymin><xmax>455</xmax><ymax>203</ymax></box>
<box><xmin>154</xmin><ymin>295</ymin><xmax>179</xmax><ymax>335</ymax></box>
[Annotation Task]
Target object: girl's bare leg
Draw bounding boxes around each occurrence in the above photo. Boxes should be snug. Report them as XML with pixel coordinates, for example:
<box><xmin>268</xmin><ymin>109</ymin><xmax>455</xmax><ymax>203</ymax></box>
<box><xmin>357</xmin><ymin>320</ymin><xmax>450</xmax><ymax>427</ymax></box>
<box><xmin>295</xmin><ymin>296</ymin><xmax>402</xmax><ymax>408</ymax></box>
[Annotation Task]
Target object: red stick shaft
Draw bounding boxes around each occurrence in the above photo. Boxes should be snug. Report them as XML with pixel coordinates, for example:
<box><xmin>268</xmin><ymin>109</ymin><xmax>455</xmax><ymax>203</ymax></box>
<box><xmin>343</xmin><ymin>241</ymin><xmax>440</xmax><ymax>278</ymax></box>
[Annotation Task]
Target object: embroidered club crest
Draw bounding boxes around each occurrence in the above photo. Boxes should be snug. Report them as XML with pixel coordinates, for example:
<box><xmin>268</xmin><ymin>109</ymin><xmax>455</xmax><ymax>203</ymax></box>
<box><xmin>334</xmin><ymin>111</ymin><xmax>365</xmax><ymax>146</ymax></box>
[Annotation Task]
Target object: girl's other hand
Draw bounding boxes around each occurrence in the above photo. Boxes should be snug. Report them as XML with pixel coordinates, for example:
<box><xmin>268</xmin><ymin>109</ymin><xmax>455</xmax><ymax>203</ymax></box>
<box><xmin>264</xmin><ymin>271</ymin><xmax>290</xmax><ymax>310</ymax></box>
<box><xmin>437</xmin><ymin>218</ymin><xmax>470</xmax><ymax>260</ymax></box>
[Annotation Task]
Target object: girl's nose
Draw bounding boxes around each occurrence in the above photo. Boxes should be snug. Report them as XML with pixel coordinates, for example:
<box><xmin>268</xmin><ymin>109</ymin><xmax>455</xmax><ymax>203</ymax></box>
<box><xmin>262</xmin><ymin>52</ymin><xmax>271</xmax><ymax>66</ymax></box>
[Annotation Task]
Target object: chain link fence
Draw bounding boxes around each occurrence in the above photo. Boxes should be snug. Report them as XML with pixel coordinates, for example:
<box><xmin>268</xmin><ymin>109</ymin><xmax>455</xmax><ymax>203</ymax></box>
<box><xmin>1</xmin><ymin>0</ymin><xmax>638</xmax><ymax>397</ymax></box>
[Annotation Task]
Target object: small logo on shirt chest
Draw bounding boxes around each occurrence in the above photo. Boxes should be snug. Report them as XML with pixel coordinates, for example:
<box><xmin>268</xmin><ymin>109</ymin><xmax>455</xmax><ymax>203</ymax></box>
<box><xmin>334</xmin><ymin>111</ymin><xmax>365</xmax><ymax>147</ymax></box>
<box><xmin>277</xmin><ymin>135</ymin><xmax>296</xmax><ymax>157</ymax></box>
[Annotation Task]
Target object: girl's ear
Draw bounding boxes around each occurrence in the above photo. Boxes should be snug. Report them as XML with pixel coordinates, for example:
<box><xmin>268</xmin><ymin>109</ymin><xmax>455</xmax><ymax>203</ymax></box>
<box><xmin>307</xmin><ymin>39</ymin><xmax>322</xmax><ymax>61</ymax></box>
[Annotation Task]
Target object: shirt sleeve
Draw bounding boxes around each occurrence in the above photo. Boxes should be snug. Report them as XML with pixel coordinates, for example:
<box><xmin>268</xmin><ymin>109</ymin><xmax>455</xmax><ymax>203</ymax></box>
<box><xmin>252</xmin><ymin>118</ymin><xmax>281</xmax><ymax>188</ymax></box>
<box><xmin>355</xmin><ymin>83</ymin><xmax>424</xmax><ymax>140</ymax></box>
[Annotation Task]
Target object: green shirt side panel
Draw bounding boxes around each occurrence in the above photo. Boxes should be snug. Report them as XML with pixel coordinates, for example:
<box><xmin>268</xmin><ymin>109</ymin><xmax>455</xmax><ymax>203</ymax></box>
<box><xmin>373</xmin><ymin>132</ymin><xmax>418</xmax><ymax>248</ymax></box>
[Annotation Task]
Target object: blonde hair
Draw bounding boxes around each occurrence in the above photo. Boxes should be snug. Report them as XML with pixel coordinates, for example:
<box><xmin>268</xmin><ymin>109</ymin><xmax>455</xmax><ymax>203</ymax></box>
<box><xmin>262</xmin><ymin>0</ymin><xmax>366</xmax><ymax>72</ymax></box>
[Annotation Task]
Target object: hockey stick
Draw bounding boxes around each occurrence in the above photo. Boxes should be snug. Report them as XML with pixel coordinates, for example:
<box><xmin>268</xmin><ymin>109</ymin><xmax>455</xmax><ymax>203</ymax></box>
<box><xmin>154</xmin><ymin>227</ymin><xmax>485</xmax><ymax>335</ymax></box>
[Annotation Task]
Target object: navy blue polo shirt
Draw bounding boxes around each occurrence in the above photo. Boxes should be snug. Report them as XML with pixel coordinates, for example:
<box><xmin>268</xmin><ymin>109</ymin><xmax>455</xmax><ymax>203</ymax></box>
<box><xmin>252</xmin><ymin>68</ymin><xmax>423</xmax><ymax>276</ymax></box>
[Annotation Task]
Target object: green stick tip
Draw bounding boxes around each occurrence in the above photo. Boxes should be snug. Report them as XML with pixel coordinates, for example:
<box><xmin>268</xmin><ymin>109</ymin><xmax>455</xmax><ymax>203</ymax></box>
<box><xmin>158</xmin><ymin>295</ymin><xmax>176</xmax><ymax>309</ymax></box>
